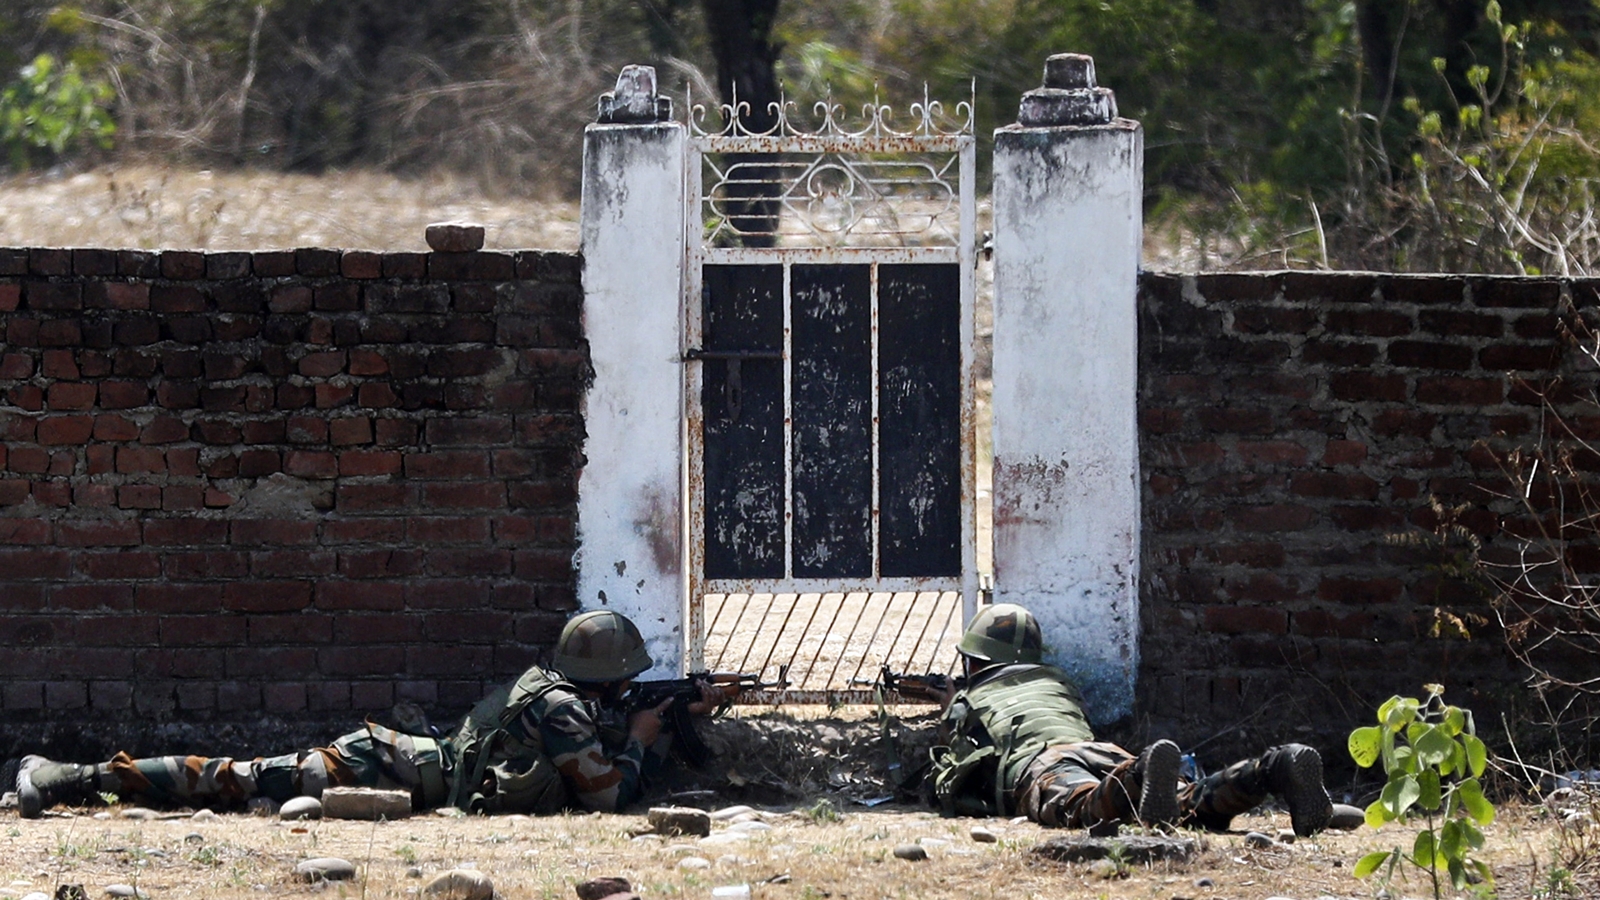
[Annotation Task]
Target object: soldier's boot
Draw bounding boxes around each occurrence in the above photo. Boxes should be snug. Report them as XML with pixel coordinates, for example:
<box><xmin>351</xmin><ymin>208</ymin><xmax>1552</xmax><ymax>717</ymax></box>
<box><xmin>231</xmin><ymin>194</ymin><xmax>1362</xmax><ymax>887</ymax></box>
<box><xmin>1187</xmin><ymin>743</ymin><xmax>1331</xmax><ymax>837</ymax></box>
<box><xmin>16</xmin><ymin>756</ymin><xmax>100</xmax><ymax>819</ymax></box>
<box><xmin>1130</xmin><ymin>739</ymin><xmax>1182</xmax><ymax>826</ymax></box>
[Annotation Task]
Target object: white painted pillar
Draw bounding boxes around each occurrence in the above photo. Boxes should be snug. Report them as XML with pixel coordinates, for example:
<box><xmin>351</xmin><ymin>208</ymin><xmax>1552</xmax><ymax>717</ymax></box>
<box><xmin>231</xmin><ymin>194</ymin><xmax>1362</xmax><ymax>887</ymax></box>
<box><xmin>576</xmin><ymin>67</ymin><xmax>687</xmax><ymax>675</ymax></box>
<box><xmin>991</xmin><ymin>54</ymin><xmax>1143</xmax><ymax>723</ymax></box>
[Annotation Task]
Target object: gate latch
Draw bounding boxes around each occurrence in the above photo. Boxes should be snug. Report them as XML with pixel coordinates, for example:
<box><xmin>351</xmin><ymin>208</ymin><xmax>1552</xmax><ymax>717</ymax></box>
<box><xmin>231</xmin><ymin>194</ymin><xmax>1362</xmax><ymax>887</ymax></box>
<box><xmin>683</xmin><ymin>348</ymin><xmax>783</xmax><ymax>423</ymax></box>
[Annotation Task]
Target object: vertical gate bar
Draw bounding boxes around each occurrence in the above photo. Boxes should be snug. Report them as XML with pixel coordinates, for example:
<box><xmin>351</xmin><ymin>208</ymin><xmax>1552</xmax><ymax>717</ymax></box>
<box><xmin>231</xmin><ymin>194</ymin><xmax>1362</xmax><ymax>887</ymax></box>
<box><xmin>843</xmin><ymin>590</ymin><xmax>897</xmax><ymax>687</ymax></box>
<box><xmin>903</xmin><ymin>590</ymin><xmax>943</xmax><ymax>672</ymax></box>
<box><xmin>701</xmin><ymin>592</ymin><xmax>734</xmax><ymax>665</ymax></box>
<box><xmin>732</xmin><ymin>593</ymin><xmax>771</xmax><ymax>674</ymax></box>
<box><xmin>958</xmin><ymin>135</ymin><xmax>979</xmax><ymax>627</ymax></box>
<box><xmin>870</xmin><ymin>262</ymin><xmax>881</xmax><ymax>579</ymax></box>
<box><xmin>711</xmin><ymin>593</ymin><xmax>754</xmax><ymax>670</ymax></box>
<box><xmin>822</xmin><ymin>591</ymin><xmax>873</xmax><ymax>688</ymax></box>
<box><xmin>786</xmin><ymin>592</ymin><xmax>827</xmax><ymax>685</ymax></box>
<box><xmin>755</xmin><ymin>592</ymin><xmax>802</xmax><ymax>679</ymax></box>
<box><xmin>880</xmin><ymin>590</ymin><xmax>917</xmax><ymax>670</ymax></box>
<box><xmin>806</xmin><ymin>591</ymin><xmax>849</xmax><ymax>689</ymax></box>
<box><xmin>782</xmin><ymin>262</ymin><xmax>794</xmax><ymax>581</ymax></box>
<box><xmin>685</xmin><ymin>140</ymin><xmax>708</xmax><ymax>674</ymax></box>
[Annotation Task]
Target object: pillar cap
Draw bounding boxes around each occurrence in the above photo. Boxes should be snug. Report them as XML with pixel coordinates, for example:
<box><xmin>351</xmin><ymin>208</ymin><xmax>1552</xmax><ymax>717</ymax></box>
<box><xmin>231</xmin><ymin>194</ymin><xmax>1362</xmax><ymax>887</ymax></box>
<box><xmin>1017</xmin><ymin>53</ymin><xmax>1117</xmax><ymax>127</ymax></box>
<box><xmin>598</xmin><ymin>65</ymin><xmax>673</xmax><ymax>124</ymax></box>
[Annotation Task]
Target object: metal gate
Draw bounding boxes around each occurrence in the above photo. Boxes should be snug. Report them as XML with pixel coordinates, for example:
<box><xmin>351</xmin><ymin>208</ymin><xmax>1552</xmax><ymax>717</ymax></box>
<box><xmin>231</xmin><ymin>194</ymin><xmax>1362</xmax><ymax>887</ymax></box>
<box><xmin>683</xmin><ymin>89</ymin><xmax>977</xmax><ymax>700</ymax></box>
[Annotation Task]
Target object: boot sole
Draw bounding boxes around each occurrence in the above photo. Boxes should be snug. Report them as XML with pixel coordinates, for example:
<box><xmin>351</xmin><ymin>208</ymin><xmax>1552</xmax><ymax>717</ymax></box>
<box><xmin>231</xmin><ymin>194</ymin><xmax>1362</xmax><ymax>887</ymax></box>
<box><xmin>1285</xmin><ymin>747</ymin><xmax>1332</xmax><ymax>837</ymax></box>
<box><xmin>16</xmin><ymin>755</ymin><xmax>45</xmax><ymax>819</ymax></box>
<box><xmin>1137</xmin><ymin>739</ymin><xmax>1182</xmax><ymax>825</ymax></box>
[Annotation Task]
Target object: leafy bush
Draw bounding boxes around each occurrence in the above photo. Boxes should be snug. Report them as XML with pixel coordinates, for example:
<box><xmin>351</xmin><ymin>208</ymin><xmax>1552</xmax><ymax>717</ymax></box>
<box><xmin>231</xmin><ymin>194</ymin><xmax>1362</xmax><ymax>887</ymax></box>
<box><xmin>0</xmin><ymin>52</ymin><xmax>115</xmax><ymax>171</ymax></box>
<box><xmin>1349</xmin><ymin>686</ymin><xmax>1495</xmax><ymax>898</ymax></box>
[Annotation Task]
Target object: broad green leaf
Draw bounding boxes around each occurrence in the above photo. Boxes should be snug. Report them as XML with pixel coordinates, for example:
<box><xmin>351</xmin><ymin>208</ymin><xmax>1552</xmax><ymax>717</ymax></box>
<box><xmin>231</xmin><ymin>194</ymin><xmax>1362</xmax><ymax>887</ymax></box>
<box><xmin>1414</xmin><ymin>724</ymin><xmax>1456</xmax><ymax>768</ymax></box>
<box><xmin>1413</xmin><ymin>829</ymin><xmax>1436</xmax><ymax>868</ymax></box>
<box><xmin>1444</xmin><ymin>706</ymin><xmax>1466</xmax><ymax>736</ymax></box>
<box><xmin>1417</xmin><ymin>768</ymin><xmax>1442</xmax><ymax>811</ymax></box>
<box><xmin>1463</xmin><ymin>734</ymin><xmax>1488</xmax><ymax>777</ymax></box>
<box><xmin>1440</xmin><ymin>818</ymin><xmax>1462</xmax><ymax>861</ymax></box>
<box><xmin>1382</xmin><ymin>773</ymin><xmax>1420</xmax><ymax>818</ymax></box>
<box><xmin>1393</xmin><ymin>744</ymin><xmax>1417</xmax><ymax>774</ymax></box>
<box><xmin>1353</xmin><ymin>850</ymin><xmax>1394</xmax><ymax>879</ymax></box>
<box><xmin>1459</xmin><ymin>778</ymin><xmax>1495</xmax><ymax>825</ymax></box>
<box><xmin>1463</xmin><ymin>819</ymin><xmax>1486</xmax><ymax>850</ymax></box>
<box><xmin>1349</xmin><ymin>726</ymin><xmax>1381</xmax><ymax>768</ymax></box>
<box><xmin>1365</xmin><ymin>798</ymin><xmax>1391</xmax><ymax>828</ymax></box>
<box><xmin>1449</xmin><ymin>857</ymin><xmax>1468</xmax><ymax>890</ymax></box>
<box><xmin>1377</xmin><ymin>695</ymin><xmax>1401</xmax><ymax>725</ymax></box>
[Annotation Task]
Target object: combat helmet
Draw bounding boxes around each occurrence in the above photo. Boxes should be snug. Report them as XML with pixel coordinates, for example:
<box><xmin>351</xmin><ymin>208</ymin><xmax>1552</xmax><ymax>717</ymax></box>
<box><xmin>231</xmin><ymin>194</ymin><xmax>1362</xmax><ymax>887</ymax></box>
<box><xmin>957</xmin><ymin>603</ymin><xmax>1044</xmax><ymax>665</ymax></box>
<box><xmin>552</xmin><ymin>610</ymin><xmax>653</xmax><ymax>682</ymax></box>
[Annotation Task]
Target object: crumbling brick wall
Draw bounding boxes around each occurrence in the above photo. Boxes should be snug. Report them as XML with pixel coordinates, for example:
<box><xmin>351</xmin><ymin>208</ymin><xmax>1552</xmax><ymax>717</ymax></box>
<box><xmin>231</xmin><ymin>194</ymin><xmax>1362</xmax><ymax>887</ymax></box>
<box><xmin>1136</xmin><ymin>272</ymin><xmax>1589</xmax><ymax>766</ymax></box>
<box><xmin>0</xmin><ymin>247</ymin><xmax>586</xmax><ymax>757</ymax></box>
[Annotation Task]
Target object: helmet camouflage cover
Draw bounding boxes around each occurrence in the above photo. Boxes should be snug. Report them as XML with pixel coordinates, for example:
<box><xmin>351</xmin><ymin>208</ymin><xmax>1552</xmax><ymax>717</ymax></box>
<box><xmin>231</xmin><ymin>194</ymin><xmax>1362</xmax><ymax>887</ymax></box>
<box><xmin>551</xmin><ymin>610</ymin><xmax>653</xmax><ymax>682</ymax></box>
<box><xmin>957</xmin><ymin>603</ymin><xmax>1044</xmax><ymax>665</ymax></box>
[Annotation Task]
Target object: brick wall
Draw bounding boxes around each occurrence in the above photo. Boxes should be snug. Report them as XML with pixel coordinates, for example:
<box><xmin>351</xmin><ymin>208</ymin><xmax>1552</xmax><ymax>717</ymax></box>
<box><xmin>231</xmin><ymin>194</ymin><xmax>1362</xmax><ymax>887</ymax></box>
<box><xmin>0</xmin><ymin>247</ymin><xmax>586</xmax><ymax>758</ymax></box>
<box><xmin>1136</xmin><ymin>272</ymin><xmax>1589</xmax><ymax>766</ymax></box>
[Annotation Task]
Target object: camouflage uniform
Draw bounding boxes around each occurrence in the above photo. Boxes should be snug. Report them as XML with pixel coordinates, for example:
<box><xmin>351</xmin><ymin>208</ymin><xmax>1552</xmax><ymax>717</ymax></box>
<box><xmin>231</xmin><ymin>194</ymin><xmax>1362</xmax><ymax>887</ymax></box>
<box><xmin>87</xmin><ymin>665</ymin><xmax>659</xmax><ymax>815</ymax></box>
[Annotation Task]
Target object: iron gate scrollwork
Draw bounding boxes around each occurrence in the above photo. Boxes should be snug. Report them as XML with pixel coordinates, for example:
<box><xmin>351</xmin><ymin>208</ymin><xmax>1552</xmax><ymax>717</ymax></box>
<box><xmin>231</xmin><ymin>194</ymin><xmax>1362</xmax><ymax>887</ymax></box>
<box><xmin>684</xmin><ymin>88</ymin><xmax>978</xmax><ymax>701</ymax></box>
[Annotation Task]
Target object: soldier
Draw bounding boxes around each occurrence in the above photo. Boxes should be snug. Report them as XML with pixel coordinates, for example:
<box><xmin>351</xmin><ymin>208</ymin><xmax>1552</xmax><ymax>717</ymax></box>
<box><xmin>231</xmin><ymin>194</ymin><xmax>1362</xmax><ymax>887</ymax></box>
<box><xmin>13</xmin><ymin>610</ymin><xmax>727</xmax><ymax>818</ymax></box>
<box><xmin>927</xmin><ymin>603</ymin><xmax>1333</xmax><ymax>836</ymax></box>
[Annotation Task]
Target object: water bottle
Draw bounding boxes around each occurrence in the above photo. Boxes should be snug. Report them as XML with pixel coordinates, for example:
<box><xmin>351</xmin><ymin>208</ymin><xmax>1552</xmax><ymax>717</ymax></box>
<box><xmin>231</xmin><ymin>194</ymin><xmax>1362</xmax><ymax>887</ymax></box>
<box><xmin>1179</xmin><ymin>752</ymin><xmax>1203</xmax><ymax>782</ymax></box>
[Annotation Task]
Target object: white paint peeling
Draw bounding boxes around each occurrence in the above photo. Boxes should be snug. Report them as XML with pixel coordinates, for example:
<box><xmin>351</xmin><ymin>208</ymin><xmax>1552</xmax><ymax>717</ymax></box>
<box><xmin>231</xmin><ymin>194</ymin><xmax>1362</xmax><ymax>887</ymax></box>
<box><xmin>991</xmin><ymin>121</ymin><xmax>1143</xmax><ymax>724</ymax></box>
<box><xmin>577</xmin><ymin>122</ymin><xmax>688</xmax><ymax>676</ymax></box>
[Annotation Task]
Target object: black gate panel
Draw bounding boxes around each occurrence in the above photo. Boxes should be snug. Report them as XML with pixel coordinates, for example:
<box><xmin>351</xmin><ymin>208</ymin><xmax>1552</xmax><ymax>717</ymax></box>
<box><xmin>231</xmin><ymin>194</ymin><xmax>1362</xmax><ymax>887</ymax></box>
<box><xmin>703</xmin><ymin>264</ymin><xmax>785</xmax><ymax>579</ymax></box>
<box><xmin>878</xmin><ymin>264</ymin><xmax>962</xmax><ymax>576</ymax></box>
<box><xmin>791</xmin><ymin>264</ymin><xmax>873</xmax><ymax>578</ymax></box>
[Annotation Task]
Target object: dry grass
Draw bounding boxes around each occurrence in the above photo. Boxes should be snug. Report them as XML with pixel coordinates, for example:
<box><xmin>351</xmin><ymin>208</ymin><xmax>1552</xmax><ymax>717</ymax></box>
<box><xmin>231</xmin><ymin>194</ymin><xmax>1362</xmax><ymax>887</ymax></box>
<box><xmin>2</xmin><ymin>789</ymin><xmax>1594</xmax><ymax>900</ymax></box>
<box><xmin>0</xmin><ymin>165</ymin><xmax>579</xmax><ymax>252</ymax></box>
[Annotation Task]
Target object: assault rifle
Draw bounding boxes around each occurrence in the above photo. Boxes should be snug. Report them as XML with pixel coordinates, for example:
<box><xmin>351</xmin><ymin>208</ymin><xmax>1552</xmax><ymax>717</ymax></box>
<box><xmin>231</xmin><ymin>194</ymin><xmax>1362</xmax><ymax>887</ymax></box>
<box><xmin>622</xmin><ymin>668</ymin><xmax>790</xmax><ymax>764</ymax></box>
<box><xmin>870</xmin><ymin>666</ymin><xmax>966</xmax><ymax>703</ymax></box>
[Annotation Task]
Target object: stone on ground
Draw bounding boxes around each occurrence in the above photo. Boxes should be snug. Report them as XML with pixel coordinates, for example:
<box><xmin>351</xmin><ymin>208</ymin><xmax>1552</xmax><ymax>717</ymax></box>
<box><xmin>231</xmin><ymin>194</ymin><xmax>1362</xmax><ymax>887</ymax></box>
<box><xmin>190</xmin><ymin>809</ymin><xmax>218</xmax><ymax>822</ymax></box>
<box><xmin>970</xmin><ymin>826</ymin><xmax>999</xmax><ymax>843</ymax></box>
<box><xmin>423</xmin><ymin>869</ymin><xmax>493</xmax><ymax>900</ymax></box>
<box><xmin>294</xmin><ymin>858</ymin><xmax>356</xmax><ymax>882</ymax></box>
<box><xmin>120</xmin><ymin>808</ymin><xmax>157</xmax><ymax>820</ymax></box>
<box><xmin>280</xmin><ymin>797</ymin><xmax>321</xmax><ymax>820</ymax></box>
<box><xmin>1245</xmin><ymin>831</ymin><xmax>1277</xmax><ymax>848</ymax></box>
<box><xmin>710</xmin><ymin>805</ymin><xmax>754</xmax><ymax>821</ymax></box>
<box><xmin>321</xmin><ymin>787</ymin><xmax>411</xmax><ymax>820</ymax></box>
<box><xmin>1029</xmin><ymin>834</ymin><xmax>1197</xmax><ymax>864</ymax></box>
<box><xmin>1328</xmin><ymin>803</ymin><xmax>1365</xmax><ymax>830</ymax></box>
<box><xmin>649</xmin><ymin>806</ymin><xmax>712</xmax><ymax>836</ymax></box>
<box><xmin>574</xmin><ymin>877</ymin><xmax>632</xmax><ymax>900</ymax></box>
<box><xmin>425</xmin><ymin>222</ymin><xmax>486</xmax><ymax>252</ymax></box>
<box><xmin>892</xmin><ymin>843</ymin><xmax>927</xmax><ymax>861</ymax></box>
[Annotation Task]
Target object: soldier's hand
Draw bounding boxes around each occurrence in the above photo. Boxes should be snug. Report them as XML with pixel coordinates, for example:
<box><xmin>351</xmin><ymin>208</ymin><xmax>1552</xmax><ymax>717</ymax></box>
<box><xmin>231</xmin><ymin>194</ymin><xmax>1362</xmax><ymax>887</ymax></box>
<box><xmin>628</xmin><ymin>697</ymin><xmax>672</xmax><ymax>745</ymax></box>
<box><xmin>685</xmin><ymin>679</ymin><xmax>733</xmax><ymax>716</ymax></box>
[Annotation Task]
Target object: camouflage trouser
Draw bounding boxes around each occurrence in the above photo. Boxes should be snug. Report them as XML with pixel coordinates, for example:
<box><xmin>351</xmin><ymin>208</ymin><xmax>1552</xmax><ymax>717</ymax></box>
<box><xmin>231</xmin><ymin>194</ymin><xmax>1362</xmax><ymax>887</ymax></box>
<box><xmin>99</xmin><ymin>723</ymin><xmax>448</xmax><ymax>809</ymax></box>
<box><xmin>1013</xmin><ymin>741</ymin><xmax>1145</xmax><ymax>828</ymax></box>
<box><xmin>1178</xmin><ymin>749</ymin><xmax>1278</xmax><ymax>831</ymax></box>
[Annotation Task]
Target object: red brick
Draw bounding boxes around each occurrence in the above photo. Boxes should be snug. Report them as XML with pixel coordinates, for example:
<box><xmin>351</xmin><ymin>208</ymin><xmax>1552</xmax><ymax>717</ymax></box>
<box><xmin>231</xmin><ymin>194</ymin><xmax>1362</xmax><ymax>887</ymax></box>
<box><xmin>321</xmin><ymin>644</ymin><xmax>408</xmax><ymax>676</ymax></box>
<box><xmin>97</xmin><ymin>381</ymin><xmax>147</xmax><ymax>409</ymax></box>
<box><xmin>269</xmin><ymin>285</ymin><xmax>312</xmax><ymax>313</ymax></box>
<box><xmin>406</xmin><ymin>579</ymin><xmax>492</xmax><ymax>609</ymax></box>
<box><xmin>1203</xmin><ymin>605</ymin><xmax>1288</xmax><ymax>635</ymax></box>
<box><xmin>357</xmin><ymin>382</ymin><xmax>399</xmax><ymax>408</ymax></box>
<box><xmin>57</xmin><ymin>521</ymin><xmax>140</xmax><ymax>547</ymax></box>
<box><xmin>8</xmin><ymin>447</ymin><xmax>47</xmax><ymax>474</ymax></box>
<box><xmin>0</xmin><ymin>352</ymin><xmax>33</xmax><ymax>378</ymax></box>
<box><xmin>1324</xmin><ymin>309</ymin><xmax>1413</xmax><ymax>336</ymax></box>
<box><xmin>162</xmin><ymin>485</ymin><xmax>204</xmax><ymax>511</ymax></box>
<box><xmin>375</xmin><ymin>418</ymin><xmax>418</xmax><ymax>446</ymax></box>
<box><xmin>315</xmin><ymin>383</ymin><xmax>354</xmax><ymax>408</ymax></box>
<box><xmin>41</xmin><ymin>349</ymin><xmax>78</xmax><ymax>379</ymax></box>
<box><xmin>1416</xmin><ymin>376</ymin><xmax>1503</xmax><ymax>406</ymax></box>
<box><xmin>422</xmin><ymin>482</ymin><xmax>507</xmax><ymax>509</ymax></box>
<box><xmin>341</xmin><ymin>251</ymin><xmax>382</xmax><ymax>279</ymax></box>
<box><xmin>144</xmin><ymin>518</ymin><xmax>228</xmax><ymax>546</ymax></box>
<box><xmin>26</xmin><ymin>281</ymin><xmax>82</xmax><ymax>310</ymax></box>
<box><xmin>248</xmin><ymin>613</ymin><xmax>333</xmax><ymax>644</ymax></box>
<box><xmin>325</xmin><ymin>518</ymin><xmax>406</xmax><ymax>544</ymax></box>
<box><xmin>1418</xmin><ymin>309</ymin><xmax>1504</xmax><ymax>337</ymax></box>
<box><xmin>338</xmin><ymin>450</ymin><xmax>401</xmax><ymax>476</ymax></box>
<box><xmin>1234</xmin><ymin>441</ymin><xmax>1308</xmax><ymax>466</ymax></box>
<box><xmin>223</xmin><ymin>581</ymin><xmax>313</xmax><ymax>612</ymax></box>
<box><xmin>1472</xmin><ymin>277</ymin><xmax>1560</xmax><ymax>307</ymax></box>
<box><xmin>426</xmin><ymin>549</ymin><xmax>511</xmax><ymax>576</ymax></box>
<box><xmin>205</xmin><ymin>488</ymin><xmax>236</xmax><ymax>508</ymax></box>
<box><xmin>90</xmin><ymin>415</ymin><xmax>138</xmax><ymax>441</ymax></box>
<box><xmin>286</xmin><ymin>416</ymin><xmax>328</xmax><ymax>443</ymax></box>
<box><xmin>1289</xmin><ymin>472</ymin><xmax>1380</xmax><ymax>500</ymax></box>
<box><xmin>405</xmin><ymin>450</ymin><xmax>492</xmax><ymax>479</ymax></box>
<box><xmin>237</xmin><ymin>449</ymin><xmax>281</xmax><ymax>476</ymax></box>
<box><xmin>1330</xmin><ymin>372</ymin><xmax>1408</xmax><ymax>403</ymax></box>
<box><xmin>156</xmin><ymin>382</ymin><xmax>199</xmax><ymax>409</ymax></box>
<box><xmin>103</xmin><ymin>283</ymin><xmax>150</xmax><ymax>310</ymax></box>
<box><xmin>138</xmin><ymin>416</ymin><xmax>187</xmax><ymax>444</ymax></box>
<box><xmin>1227</xmin><ymin>504</ymin><xmax>1316</xmax><ymax>532</ymax></box>
<box><xmin>32</xmin><ymin>479</ymin><xmax>69</xmax><ymax>506</ymax></box>
<box><xmin>0</xmin><ymin>548</ymin><xmax>72</xmax><ymax>578</ymax></box>
<box><xmin>507</xmin><ymin>480</ymin><xmax>577</xmax><ymax>509</ymax></box>
<box><xmin>337</xmin><ymin>483</ymin><xmax>415</xmax><ymax>512</ymax></box>
<box><xmin>425</xmin><ymin>416</ymin><xmax>513</xmax><ymax>445</ymax></box>
<box><xmin>332</xmin><ymin>612</ymin><xmax>422</xmax><ymax>644</ymax></box>
<box><xmin>285</xmin><ymin>450</ymin><xmax>338</xmax><ymax>478</ymax></box>
<box><xmin>306</xmin><ymin>316</ymin><xmax>334</xmax><ymax>345</ymax></box>
<box><xmin>0</xmin><ymin>283</ymin><xmax>17</xmax><ymax>311</ymax></box>
<box><xmin>337</xmin><ymin>548</ymin><xmax>426</xmax><ymax>579</ymax></box>
<box><xmin>1323</xmin><ymin>440</ymin><xmax>1368</xmax><ymax>465</ymax></box>
<box><xmin>316</xmin><ymin>580</ymin><xmax>407</xmax><ymax>609</ymax></box>
<box><xmin>115</xmin><ymin>446</ymin><xmax>165</xmax><ymax>474</ymax></box>
<box><xmin>251</xmin><ymin>550</ymin><xmax>336</xmax><ymax>578</ymax></box>
<box><xmin>424</xmin><ymin>611</ymin><xmax>512</xmax><ymax>642</ymax></box>
<box><xmin>46</xmin><ymin>382</ymin><xmax>96</xmax><ymax>411</ymax></box>
<box><xmin>166</xmin><ymin>448</ymin><xmax>199</xmax><ymax>476</ymax></box>
<box><xmin>298</xmin><ymin>351</ymin><xmax>346</xmax><ymax>377</ymax></box>
<box><xmin>1317</xmin><ymin>576</ymin><xmax>1403</xmax><ymax>604</ymax></box>
<box><xmin>513</xmin><ymin>549</ymin><xmax>574</xmax><ymax>581</ymax></box>
<box><xmin>328</xmin><ymin>417</ymin><xmax>372</xmax><ymax>446</ymax></box>
<box><xmin>37</xmin><ymin>415</ymin><xmax>93</xmax><ymax>445</ymax></box>
<box><xmin>164</xmin><ymin>550</ymin><xmax>250</xmax><ymax>580</ymax></box>
<box><xmin>231</xmin><ymin>519</ymin><xmax>317</xmax><ymax>546</ymax></box>
<box><xmin>1388</xmin><ymin>340</ymin><xmax>1474</xmax><ymax>369</ymax></box>
<box><xmin>349</xmin><ymin>350</ymin><xmax>389</xmax><ymax>376</ymax></box>
<box><xmin>7</xmin><ymin>385</ymin><xmax>42</xmax><ymax>411</ymax></box>
<box><xmin>0</xmin><ymin>519</ymin><xmax>50</xmax><ymax>544</ymax></box>
<box><xmin>1480</xmin><ymin>343</ymin><xmax>1561</xmax><ymax>370</ymax></box>
<box><xmin>73</xmin><ymin>483</ymin><xmax>114</xmax><ymax>507</ymax></box>
<box><xmin>408</xmin><ymin>516</ymin><xmax>492</xmax><ymax>544</ymax></box>
<box><xmin>118</xmin><ymin>484</ymin><xmax>163</xmax><ymax>509</ymax></box>
<box><xmin>51</xmin><ymin>585</ymin><xmax>138</xmax><ymax>613</ymax></box>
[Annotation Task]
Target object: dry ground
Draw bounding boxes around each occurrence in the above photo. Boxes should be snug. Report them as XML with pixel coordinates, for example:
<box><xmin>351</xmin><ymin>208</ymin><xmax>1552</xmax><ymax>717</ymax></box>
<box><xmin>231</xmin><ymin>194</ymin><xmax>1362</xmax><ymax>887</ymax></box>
<box><xmin>3</xmin><ymin>705</ymin><xmax>1597</xmax><ymax>900</ymax></box>
<box><xmin>0</xmin><ymin>777</ymin><xmax>1592</xmax><ymax>900</ymax></box>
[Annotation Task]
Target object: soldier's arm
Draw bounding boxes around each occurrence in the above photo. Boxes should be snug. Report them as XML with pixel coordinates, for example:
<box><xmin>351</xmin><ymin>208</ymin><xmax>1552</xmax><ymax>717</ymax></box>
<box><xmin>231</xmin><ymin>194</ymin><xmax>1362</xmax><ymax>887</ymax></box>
<box><xmin>530</xmin><ymin>698</ymin><xmax>648</xmax><ymax>812</ymax></box>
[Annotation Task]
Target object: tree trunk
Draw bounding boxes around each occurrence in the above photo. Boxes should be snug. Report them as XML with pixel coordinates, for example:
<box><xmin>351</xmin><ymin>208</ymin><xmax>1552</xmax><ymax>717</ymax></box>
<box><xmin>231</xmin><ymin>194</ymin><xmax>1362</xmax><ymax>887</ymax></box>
<box><xmin>701</xmin><ymin>0</ymin><xmax>782</xmax><ymax>246</ymax></box>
